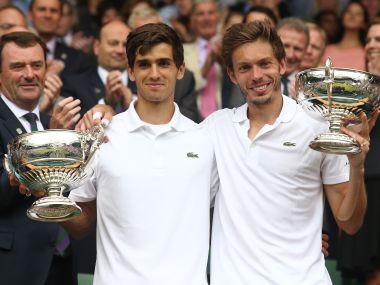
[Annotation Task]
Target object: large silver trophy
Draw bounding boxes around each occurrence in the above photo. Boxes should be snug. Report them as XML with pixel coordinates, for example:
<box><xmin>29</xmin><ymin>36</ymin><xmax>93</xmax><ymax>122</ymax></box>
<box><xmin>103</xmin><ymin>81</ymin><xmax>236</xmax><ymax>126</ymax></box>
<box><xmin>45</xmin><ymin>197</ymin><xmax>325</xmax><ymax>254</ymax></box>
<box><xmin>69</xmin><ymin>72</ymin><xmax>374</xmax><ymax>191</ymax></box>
<box><xmin>295</xmin><ymin>58</ymin><xmax>380</xmax><ymax>154</ymax></box>
<box><xmin>3</xmin><ymin>125</ymin><xmax>104</xmax><ymax>222</ymax></box>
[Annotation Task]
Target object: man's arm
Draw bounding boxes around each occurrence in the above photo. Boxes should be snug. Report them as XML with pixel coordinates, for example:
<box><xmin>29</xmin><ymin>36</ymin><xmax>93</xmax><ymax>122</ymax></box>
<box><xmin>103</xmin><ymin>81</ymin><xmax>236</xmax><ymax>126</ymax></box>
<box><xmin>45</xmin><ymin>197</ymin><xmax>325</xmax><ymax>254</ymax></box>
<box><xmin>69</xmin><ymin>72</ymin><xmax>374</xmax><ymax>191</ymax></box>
<box><xmin>61</xmin><ymin>200</ymin><xmax>96</xmax><ymax>240</ymax></box>
<box><xmin>324</xmin><ymin>174</ymin><xmax>366</xmax><ymax>235</ymax></box>
<box><xmin>324</xmin><ymin>112</ymin><xmax>377</xmax><ymax>235</ymax></box>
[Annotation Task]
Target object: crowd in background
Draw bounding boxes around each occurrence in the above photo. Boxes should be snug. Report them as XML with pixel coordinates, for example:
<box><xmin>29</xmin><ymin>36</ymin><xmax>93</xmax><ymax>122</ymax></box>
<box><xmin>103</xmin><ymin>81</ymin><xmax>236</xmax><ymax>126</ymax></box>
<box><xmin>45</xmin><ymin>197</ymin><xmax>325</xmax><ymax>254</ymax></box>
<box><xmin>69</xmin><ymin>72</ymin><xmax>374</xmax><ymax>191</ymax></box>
<box><xmin>1</xmin><ymin>0</ymin><xmax>380</xmax><ymax>284</ymax></box>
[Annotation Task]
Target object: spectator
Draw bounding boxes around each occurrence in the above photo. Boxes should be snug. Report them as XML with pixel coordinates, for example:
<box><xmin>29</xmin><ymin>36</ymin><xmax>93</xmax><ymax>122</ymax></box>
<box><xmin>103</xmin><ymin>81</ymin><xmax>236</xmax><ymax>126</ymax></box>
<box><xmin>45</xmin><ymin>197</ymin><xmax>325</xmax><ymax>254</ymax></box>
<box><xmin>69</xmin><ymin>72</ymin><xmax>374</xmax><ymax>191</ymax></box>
<box><xmin>184</xmin><ymin>0</ymin><xmax>223</xmax><ymax>119</ymax></box>
<box><xmin>28</xmin><ymin>0</ymin><xmax>95</xmax><ymax>81</ymax></box>
<box><xmin>56</xmin><ymin>0</ymin><xmax>94</xmax><ymax>54</ymax></box>
<box><xmin>244</xmin><ymin>5</ymin><xmax>277</xmax><ymax>27</ymax></box>
<box><xmin>300</xmin><ymin>22</ymin><xmax>327</xmax><ymax>70</ymax></box>
<box><xmin>0</xmin><ymin>4</ymin><xmax>27</xmax><ymax>36</ymax></box>
<box><xmin>276</xmin><ymin>17</ymin><xmax>309</xmax><ymax>97</ymax></box>
<box><xmin>314</xmin><ymin>9</ymin><xmax>341</xmax><ymax>44</ymax></box>
<box><xmin>0</xmin><ymin>31</ymin><xmax>81</xmax><ymax>285</ymax></box>
<box><xmin>321</xmin><ymin>1</ymin><xmax>369</xmax><ymax>70</ymax></box>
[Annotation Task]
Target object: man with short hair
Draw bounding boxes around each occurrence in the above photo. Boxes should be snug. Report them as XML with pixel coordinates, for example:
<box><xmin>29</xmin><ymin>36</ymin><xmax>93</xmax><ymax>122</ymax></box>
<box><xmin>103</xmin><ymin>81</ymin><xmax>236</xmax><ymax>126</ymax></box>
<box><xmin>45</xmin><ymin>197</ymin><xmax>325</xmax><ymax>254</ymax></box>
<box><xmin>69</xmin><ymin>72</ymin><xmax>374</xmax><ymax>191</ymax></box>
<box><xmin>300</xmin><ymin>22</ymin><xmax>327</xmax><ymax>70</ymax></box>
<box><xmin>276</xmin><ymin>17</ymin><xmax>309</xmax><ymax>97</ymax></box>
<box><xmin>0</xmin><ymin>4</ymin><xmax>27</xmax><ymax>36</ymax></box>
<box><xmin>206</xmin><ymin>20</ymin><xmax>372</xmax><ymax>285</ymax></box>
<box><xmin>63</xmin><ymin>19</ymin><xmax>199</xmax><ymax>121</ymax></box>
<box><xmin>28</xmin><ymin>0</ymin><xmax>93</xmax><ymax>80</ymax></box>
<box><xmin>0</xmin><ymin>31</ymin><xmax>80</xmax><ymax>285</ymax></box>
<box><xmin>62</xmin><ymin>23</ymin><xmax>218</xmax><ymax>285</ymax></box>
<box><xmin>184</xmin><ymin>0</ymin><xmax>223</xmax><ymax>119</ymax></box>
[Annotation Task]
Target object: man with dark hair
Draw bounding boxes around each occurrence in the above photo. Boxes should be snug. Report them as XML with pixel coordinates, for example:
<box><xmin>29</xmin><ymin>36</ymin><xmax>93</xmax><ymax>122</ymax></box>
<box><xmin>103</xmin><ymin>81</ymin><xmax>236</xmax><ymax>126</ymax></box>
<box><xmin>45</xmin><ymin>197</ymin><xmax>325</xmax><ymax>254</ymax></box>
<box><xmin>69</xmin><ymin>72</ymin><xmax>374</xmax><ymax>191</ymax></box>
<box><xmin>0</xmin><ymin>31</ymin><xmax>80</xmax><ymax>285</ymax></box>
<box><xmin>206</xmin><ymin>20</ymin><xmax>373</xmax><ymax>285</ymax></box>
<box><xmin>61</xmin><ymin>23</ymin><xmax>218</xmax><ymax>285</ymax></box>
<box><xmin>28</xmin><ymin>0</ymin><xmax>94</xmax><ymax>80</ymax></box>
<box><xmin>244</xmin><ymin>5</ymin><xmax>277</xmax><ymax>27</ymax></box>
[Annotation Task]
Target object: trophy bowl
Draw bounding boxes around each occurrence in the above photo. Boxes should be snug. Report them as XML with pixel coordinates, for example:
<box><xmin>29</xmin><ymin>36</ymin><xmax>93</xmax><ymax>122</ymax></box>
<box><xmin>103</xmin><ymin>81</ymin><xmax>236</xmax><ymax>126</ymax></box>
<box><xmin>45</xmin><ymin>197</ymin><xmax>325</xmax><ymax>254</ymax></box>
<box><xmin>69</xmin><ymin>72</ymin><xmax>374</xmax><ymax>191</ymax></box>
<box><xmin>3</xmin><ymin>125</ymin><xmax>104</xmax><ymax>222</ymax></box>
<box><xmin>295</xmin><ymin>58</ymin><xmax>380</xmax><ymax>154</ymax></box>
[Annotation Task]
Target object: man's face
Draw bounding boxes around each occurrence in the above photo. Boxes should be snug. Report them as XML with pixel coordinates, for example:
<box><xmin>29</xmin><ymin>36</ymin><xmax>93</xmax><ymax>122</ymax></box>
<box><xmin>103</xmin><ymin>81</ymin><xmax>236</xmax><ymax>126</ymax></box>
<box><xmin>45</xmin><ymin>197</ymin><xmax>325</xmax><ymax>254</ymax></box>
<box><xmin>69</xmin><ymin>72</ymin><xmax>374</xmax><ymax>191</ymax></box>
<box><xmin>56</xmin><ymin>3</ymin><xmax>74</xmax><ymax>37</ymax></box>
<box><xmin>29</xmin><ymin>0</ymin><xmax>61</xmax><ymax>38</ymax></box>
<box><xmin>0</xmin><ymin>8</ymin><xmax>27</xmax><ymax>36</ymax></box>
<box><xmin>278</xmin><ymin>27</ymin><xmax>307</xmax><ymax>76</ymax></box>
<box><xmin>300</xmin><ymin>29</ymin><xmax>325</xmax><ymax>69</ymax></box>
<box><xmin>191</xmin><ymin>2</ymin><xmax>219</xmax><ymax>40</ymax></box>
<box><xmin>94</xmin><ymin>21</ymin><xmax>130</xmax><ymax>71</ymax></box>
<box><xmin>227</xmin><ymin>40</ymin><xmax>285</xmax><ymax>106</ymax></box>
<box><xmin>365</xmin><ymin>24</ymin><xmax>380</xmax><ymax>68</ymax></box>
<box><xmin>128</xmin><ymin>43</ymin><xmax>185</xmax><ymax>104</ymax></box>
<box><xmin>0</xmin><ymin>43</ymin><xmax>46</xmax><ymax>111</ymax></box>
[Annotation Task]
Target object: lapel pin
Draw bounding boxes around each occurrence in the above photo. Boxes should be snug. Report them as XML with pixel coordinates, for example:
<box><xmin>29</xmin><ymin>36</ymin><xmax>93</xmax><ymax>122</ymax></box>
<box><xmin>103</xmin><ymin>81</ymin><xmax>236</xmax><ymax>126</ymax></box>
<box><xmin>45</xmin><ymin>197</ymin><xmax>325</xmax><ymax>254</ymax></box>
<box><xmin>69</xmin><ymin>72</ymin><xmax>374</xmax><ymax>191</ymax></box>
<box><xmin>61</xmin><ymin>53</ymin><xmax>67</xmax><ymax>60</ymax></box>
<box><xmin>16</xmin><ymin>128</ymin><xmax>23</xmax><ymax>134</ymax></box>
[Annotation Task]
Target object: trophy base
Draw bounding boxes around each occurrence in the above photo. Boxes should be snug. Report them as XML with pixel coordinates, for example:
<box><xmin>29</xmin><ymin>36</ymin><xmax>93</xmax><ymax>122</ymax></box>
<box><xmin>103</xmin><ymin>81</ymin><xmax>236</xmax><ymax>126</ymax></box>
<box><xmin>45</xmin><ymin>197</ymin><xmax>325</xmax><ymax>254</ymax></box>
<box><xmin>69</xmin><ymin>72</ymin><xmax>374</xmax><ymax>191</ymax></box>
<box><xmin>310</xmin><ymin>133</ymin><xmax>360</xmax><ymax>154</ymax></box>
<box><xmin>27</xmin><ymin>196</ymin><xmax>82</xmax><ymax>222</ymax></box>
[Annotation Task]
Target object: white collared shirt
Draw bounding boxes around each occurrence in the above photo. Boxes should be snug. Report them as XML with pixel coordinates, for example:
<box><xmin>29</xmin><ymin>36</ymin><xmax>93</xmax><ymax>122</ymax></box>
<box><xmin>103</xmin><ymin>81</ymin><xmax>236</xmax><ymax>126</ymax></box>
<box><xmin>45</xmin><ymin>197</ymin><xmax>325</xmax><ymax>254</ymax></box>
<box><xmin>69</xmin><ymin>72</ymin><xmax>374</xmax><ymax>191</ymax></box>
<box><xmin>97</xmin><ymin>66</ymin><xmax>128</xmax><ymax>86</ymax></box>
<box><xmin>45</xmin><ymin>38</ymin><xmax>57</xmax><ymax>60</ymax></box>
<box><xmin>70</xmin><ymin>100</ymin><xmax>218</xmax><ymax>285</ymax></box>
<box><xmin>1</xmin><ymin>94</ymin><xmax>43</xmax><ymax>132</ymax></box>
<box><xmin>204</xmin><ymin>95</ymin><xmax>349</xmax><ymax>285</ymax></box>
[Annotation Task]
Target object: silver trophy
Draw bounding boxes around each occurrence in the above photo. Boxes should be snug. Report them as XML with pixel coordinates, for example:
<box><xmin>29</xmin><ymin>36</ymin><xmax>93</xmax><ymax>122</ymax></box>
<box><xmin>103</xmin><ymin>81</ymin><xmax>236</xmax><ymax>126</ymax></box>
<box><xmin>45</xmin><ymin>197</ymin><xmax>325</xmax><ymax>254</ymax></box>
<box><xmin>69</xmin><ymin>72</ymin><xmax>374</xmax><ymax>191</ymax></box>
<box><xmin>3</xmin><ymin>125</ymin><xmax>104</xmax><ymax>222</ymax></box>
<box><xmin>295</xmin><ymin>58</ymin><xmax>380</xmax><ymax>154</ymax></box>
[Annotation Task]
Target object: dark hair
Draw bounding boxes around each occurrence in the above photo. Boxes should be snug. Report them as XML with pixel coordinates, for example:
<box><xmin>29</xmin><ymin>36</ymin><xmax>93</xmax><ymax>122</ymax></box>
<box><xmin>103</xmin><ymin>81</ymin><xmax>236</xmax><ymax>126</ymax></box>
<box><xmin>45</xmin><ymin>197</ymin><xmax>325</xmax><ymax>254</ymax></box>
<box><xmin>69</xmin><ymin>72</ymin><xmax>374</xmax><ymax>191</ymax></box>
<box><xmin>29</xmin><ymin>0</ymin><xmax>63</xmax><ymax>14</ymax></box>
<box><xmin>222</xmin><ymin>20</ymin><xmax>285</xmax><ymax>70</ymax></box>
<box><xmin>126</xmin><ymin>23</ymin><xmax>184</xmax><ymax>69</ymax></box>
<box><xmin>338</xmin><ymin>1</ymin><xmax>369</xmax><ymax>46</ymax></box>
<box><xmin>0</xmin><ymin>32</ymin><xmax>47</xmax><ymax>71</ymax></box>
<box><xmin>244</xmin><ymin>5</ymin><xmax>278</xmax><ymax>26</ymax></box>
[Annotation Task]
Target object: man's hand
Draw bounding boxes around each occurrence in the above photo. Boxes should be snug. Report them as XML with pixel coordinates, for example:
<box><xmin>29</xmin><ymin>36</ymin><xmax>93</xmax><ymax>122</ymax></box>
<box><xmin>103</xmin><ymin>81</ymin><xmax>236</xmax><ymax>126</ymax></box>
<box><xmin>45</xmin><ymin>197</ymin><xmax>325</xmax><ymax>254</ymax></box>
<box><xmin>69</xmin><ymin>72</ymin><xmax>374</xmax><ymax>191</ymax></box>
<box><xmin>46</xmin><ymin>59</ymin><xmax>65</xmax><ymax>76</ymax></box>
<box><xmin>76</xmin><ymin>104</ymin><xmax>114</xmax><ymax>132</ymax></box>
<box><xmin>39</xmin><ymin>75</ymin><xmax>63</xmax><ymax>113</ymax></box>
<box><xmin>341</xmin><ymin>110</ymin><xmax>379</xmax><ymax>167</ymax></box>
<box><xmin>70</xmin><ymin>31</ymin><xmax>94</xmax><ymax>54</ymax></box>
<box><xmin>9</xmin><ymin>175</ymin><xmax>45</xmax><ymax>197</ymax></box>
<box><xmin>50</xmin><ymin>97</ymin><xmax>81</xmax><ymax>129</ymax></box>
<box><xmin>105</xmin><ymin>70</ymin><xmax>133</xmax><ymax>110</ymax></box>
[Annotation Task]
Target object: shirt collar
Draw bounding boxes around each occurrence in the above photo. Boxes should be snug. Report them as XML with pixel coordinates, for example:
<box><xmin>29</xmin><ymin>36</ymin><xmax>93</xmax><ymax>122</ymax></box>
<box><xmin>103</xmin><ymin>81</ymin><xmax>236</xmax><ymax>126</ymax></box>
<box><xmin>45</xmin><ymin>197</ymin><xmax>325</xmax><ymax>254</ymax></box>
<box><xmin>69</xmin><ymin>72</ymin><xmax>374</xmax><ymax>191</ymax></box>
<box><xmin>1</xmin><ymin>94</ymin><xmax>41</xmax><ymax>121</ymax></box>
<box><xmin>97</xmin><ymin>66</ymin><xmax>128</xmax><ymax>86</ymax></box>
<box><xmin>232</xmin><ymin>95</ymin><xmax>297</xmax><ymax>124</ymax></box>
<box><xmin>45</xmin><ymin>38</ymin><xmax>57</xmax><ymax>59</ymax></box>
<box><xmin>123</xmin><ymin>99</ymin><xmax>189</xmax><ymax>133</ymax></box>
<box><xmin>197</xmin><ymin>37</ymin><xmax>209</xmax><ymax>49</ymax></box>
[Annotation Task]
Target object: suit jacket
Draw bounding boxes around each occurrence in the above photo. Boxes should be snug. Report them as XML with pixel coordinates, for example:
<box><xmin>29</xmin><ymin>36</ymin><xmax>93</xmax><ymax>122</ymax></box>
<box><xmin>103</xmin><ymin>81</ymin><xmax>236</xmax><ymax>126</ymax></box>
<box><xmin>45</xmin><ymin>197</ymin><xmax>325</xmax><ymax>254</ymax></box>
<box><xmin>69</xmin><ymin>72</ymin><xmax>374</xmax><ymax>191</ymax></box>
<box><xmin>54</xmin><ymin>41</ymin><xmax>96</xmax><ymax>81</ymax></box>
<box><xmin>62</xmin><ymin>67</ymin><xmax>200</xmax><ymax>122</ymax></box>
<box><xmin>365</xmin><ymin>119</ymin><xmax>380</xmax><ymax>179</ymax></box>
<box><xmin>0</xmin><ymin>97</ymin><xmax>59</xmax><ymax>285</ymax></box>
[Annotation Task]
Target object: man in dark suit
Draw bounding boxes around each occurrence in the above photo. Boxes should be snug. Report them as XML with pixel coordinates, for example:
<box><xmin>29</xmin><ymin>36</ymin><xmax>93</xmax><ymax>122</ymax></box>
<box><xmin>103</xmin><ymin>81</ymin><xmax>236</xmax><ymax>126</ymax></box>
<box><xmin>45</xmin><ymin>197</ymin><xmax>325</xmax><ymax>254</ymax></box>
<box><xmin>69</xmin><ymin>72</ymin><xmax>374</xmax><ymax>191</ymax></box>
<box><xmin>62</xmin><ymin>20</ymin><xmax>200</xmax><ymax>122</ymax></box>
<box><xmin>28</xmin><ymin>0</ymin><xmax>94</xmax><ymax>81</ymax></box>
<box><xmin>0</xmin><ymin>32</ymin><xmax>80</xmax><ymax>285</ymax></box>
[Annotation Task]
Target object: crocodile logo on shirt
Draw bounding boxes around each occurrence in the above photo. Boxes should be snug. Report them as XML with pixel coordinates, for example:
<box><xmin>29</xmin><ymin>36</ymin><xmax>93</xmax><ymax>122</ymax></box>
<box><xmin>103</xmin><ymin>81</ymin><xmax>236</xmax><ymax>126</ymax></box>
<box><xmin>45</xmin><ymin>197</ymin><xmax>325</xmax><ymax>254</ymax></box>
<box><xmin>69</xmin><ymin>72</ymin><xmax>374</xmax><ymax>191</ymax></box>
<box><xmin>283</xmin><ymin>141</ymin><xmax>296</xmax><ymax>147</ymax></box>
<box><xmin>187</xmin><ymin>152</ymin><xmax>199</xmax><ymax>158</ymax></box>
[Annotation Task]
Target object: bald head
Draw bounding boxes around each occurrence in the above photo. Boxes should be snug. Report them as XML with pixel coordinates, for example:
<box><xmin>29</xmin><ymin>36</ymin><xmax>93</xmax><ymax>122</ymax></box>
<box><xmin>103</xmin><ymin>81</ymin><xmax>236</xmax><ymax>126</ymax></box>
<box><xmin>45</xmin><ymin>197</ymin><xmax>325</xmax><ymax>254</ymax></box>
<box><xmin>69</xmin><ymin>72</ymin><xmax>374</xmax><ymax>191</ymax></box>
<box><xmin>95</xmin><ymin>20</ymin><xmax>131</xmax><ymax>71</ymax></box>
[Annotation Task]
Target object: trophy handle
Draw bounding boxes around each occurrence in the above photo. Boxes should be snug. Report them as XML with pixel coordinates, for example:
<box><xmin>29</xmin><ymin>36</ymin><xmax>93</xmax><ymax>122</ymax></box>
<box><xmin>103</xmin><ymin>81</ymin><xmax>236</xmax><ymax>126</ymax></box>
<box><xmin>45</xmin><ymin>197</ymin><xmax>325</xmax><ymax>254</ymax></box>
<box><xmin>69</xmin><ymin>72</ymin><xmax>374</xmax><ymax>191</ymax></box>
<box><xmin>3</xmin><ymin>154</ymin><xmax>14</xmax><ymax>176</ymax></box>
<box><xmin>80</xmin><ymin>124</ymin><xmax>105</xmax><ymax>169</ymax></box>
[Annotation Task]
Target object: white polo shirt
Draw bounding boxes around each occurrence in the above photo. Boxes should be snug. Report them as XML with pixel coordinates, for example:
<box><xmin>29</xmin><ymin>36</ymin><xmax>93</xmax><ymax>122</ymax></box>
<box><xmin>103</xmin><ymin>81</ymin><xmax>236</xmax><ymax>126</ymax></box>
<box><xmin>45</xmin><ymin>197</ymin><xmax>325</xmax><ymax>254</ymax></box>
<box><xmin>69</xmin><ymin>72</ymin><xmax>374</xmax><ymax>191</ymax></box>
<box><xmin>205</xmin><ymin>95</ymin><xmax>349</xmax><ymax>285</ymax></box>
<box><xmin>70</xmin><ymin>101</ymin><xmax>218</xmax><ymax>285</ymax></box>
